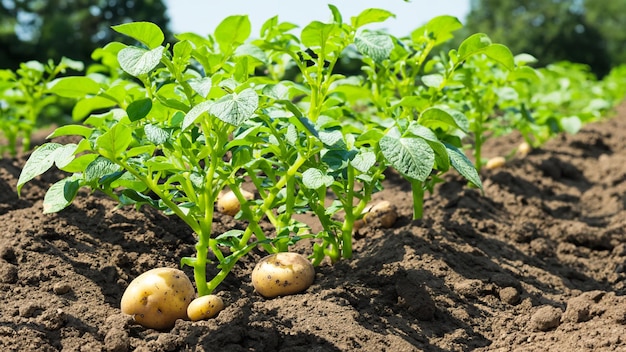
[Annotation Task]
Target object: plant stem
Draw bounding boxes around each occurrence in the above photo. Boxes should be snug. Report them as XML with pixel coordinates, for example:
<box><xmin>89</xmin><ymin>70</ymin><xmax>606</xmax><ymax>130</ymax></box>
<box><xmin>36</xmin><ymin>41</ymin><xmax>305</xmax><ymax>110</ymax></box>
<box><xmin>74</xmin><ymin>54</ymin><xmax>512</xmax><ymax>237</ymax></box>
<box><xmin>411</xmin><ymin>179</ymin><xmax>425</xmax><ymax>220</ymax></box>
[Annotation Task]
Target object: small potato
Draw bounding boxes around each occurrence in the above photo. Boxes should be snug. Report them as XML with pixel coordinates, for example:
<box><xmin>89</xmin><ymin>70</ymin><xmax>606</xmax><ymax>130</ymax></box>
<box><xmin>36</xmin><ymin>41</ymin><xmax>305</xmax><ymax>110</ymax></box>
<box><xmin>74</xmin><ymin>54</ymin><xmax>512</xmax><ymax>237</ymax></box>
<box><xmin>120</xmin><ymin>267</ymin><xmax>195</xmax><ymax>330</ymax></box>
<box><xmin>251</xmin><ymin>252</ymin><xmax>315</xmax><ymax>298</ymax></box>
<box><xmin>485</xmin><ymin>156</ymin><xmax>506</xmax><ymax>170</ymax></box>
<box><xmin>363</xmin><ymin>201</ymin><xmax>397</xmax><ymax>228</ymax></box>
<box><xmin>516</xmin><ymin>141</ymin><xmax>532</xmax><ymax>158</ymax></box>
<box><xmin>217</xmin><ymin>189</ymin><xmax>254</xmax><ymax>216</ymax></box>
<box><xmin>187</xmin><ymin>294</ymin><xmax>224</xmax><ymax>321</ymax></box>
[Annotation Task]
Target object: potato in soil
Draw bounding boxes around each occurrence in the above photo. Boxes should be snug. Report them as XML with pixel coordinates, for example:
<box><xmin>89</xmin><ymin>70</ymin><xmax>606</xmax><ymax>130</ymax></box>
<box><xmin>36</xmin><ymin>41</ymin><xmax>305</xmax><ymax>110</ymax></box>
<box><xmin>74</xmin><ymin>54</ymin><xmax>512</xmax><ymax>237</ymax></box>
<box><xmin>251</xmin><ymin>252</ymin><xmax>315</xmax><ymax>298</ymax></box>
<box><xmin>187</xmin><ymin>295</ymin><xmax>224</xmax><ymax>321</ymax></box>
<box><xmin>120</xmin><ymin>267</ymin><xmax>195</xmax><ymax>330</ymax></box>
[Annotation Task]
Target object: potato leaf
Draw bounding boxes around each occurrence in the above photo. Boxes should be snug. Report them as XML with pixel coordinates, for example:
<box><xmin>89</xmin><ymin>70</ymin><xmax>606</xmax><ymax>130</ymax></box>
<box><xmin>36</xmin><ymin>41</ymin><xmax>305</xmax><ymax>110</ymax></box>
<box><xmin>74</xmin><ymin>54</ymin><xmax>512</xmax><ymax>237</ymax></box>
<box><xmin>112</xmin><ymin>22</ymin><xmax>164</xmax><ymax>49</ymax></box>
<box><xmin>445</xmin><ymin>143</ymin><xmax>482</xmax><ymax>189</ymax></box>
<box><xmin>118</xmin><ymin>46</ymin><xmax>164</xmax><ymax>77</ymax></box>
<box><xmin>354</xmin><ymin>31</ymin><xmax>394</xmax><ymax>63</ymax></box>
<box><xmin>43</xmin><ymin>176</ymin><xmax>80</xmax><ymax>213</ymax></box>
<box><xmin>380</xmin><ymin>131</ymin><xmax>434</xmax><ymax>182</ymax></box>
<box><xmin>215</xmin><ymin>15</ymin><xmax>251</xmax><ymax>53</ymax></box>
<box><xmin>210</xmin><ymin>88</ymin><xmax>258</xmax><ymax>126</ymax></box>
<box><xmin>48</xmin><ymin>76</ymin><xmax>100</xmax><ymax>98</ymax></box>
<box><xmin>302</xmin><ymin>168</ymin><xmax>334</xmax><ymax>189</ymax></box>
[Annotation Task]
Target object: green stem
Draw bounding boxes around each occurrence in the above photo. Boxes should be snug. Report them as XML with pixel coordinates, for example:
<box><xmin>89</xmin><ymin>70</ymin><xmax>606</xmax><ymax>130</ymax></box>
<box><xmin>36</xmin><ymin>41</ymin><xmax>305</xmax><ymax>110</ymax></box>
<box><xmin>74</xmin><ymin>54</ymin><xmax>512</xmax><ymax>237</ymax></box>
<box><xmin>411</xmin><ymin>179</ymin><xmax>425</xmax><ymax>220</ymax></box>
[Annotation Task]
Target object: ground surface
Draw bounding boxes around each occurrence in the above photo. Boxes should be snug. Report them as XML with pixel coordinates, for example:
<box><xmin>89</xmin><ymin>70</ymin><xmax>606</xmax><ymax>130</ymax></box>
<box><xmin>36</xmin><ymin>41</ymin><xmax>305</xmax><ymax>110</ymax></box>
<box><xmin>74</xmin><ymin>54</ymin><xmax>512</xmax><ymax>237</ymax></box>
<box><xmin>1</xmin><ymin>103</ymin><xmax>626</xmax><ymax>352</ymax></box>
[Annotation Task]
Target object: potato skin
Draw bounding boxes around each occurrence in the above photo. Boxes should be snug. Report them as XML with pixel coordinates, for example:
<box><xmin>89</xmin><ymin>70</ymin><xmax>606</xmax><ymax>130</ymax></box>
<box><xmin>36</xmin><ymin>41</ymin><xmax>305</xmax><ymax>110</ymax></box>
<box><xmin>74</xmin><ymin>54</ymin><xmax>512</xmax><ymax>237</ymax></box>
<box><xmin>485</xmin><ymin>156</ymin><xmax>506</xmax><ymax>170</ymax></box>
<box><xmin>187</xmin><ymin>294</ymin><xmax>224</xmax><ymax>321</ymax></box>
<box><xmin>251</xmin><ymin>252</ymin><xmax>315</xmax><ymax>298</ymax></box>
<box><xmin>217</xmin><ymin>189</ymin><xmax>254</xmax><ymax>216</ymax></box>
<box><xmin>120</xmin><ymin>268</ymin><xmax>195</xmax><ymax>330</ymax></box>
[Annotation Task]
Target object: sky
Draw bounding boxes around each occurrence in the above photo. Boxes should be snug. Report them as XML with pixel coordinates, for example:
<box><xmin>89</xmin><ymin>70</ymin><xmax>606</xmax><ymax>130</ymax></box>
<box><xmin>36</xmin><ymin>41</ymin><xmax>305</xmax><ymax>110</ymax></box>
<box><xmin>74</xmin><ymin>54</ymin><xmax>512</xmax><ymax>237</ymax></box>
<box><xmin>164</xmin><ymin>1</ymin><xmax>471</xmax><ymax>38</ymax></box>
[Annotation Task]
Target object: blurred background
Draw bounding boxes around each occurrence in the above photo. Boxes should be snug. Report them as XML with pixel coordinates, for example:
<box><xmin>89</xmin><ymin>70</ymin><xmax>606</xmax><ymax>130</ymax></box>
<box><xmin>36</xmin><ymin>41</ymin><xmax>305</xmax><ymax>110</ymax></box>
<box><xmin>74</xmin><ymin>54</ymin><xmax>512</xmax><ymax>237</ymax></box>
<box><xmin>0</xmin><ymin>0</ymin><xmax>623</xmax><ymax>77</ymax></box>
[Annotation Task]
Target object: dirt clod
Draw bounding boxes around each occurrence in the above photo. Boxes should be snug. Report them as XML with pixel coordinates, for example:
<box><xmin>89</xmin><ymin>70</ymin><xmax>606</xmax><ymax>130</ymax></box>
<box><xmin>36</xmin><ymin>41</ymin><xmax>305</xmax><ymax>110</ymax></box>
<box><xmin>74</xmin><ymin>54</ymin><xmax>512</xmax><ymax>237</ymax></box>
<box><xmin>530</xmin><ymin>305</ymin><xmax>562</xmax><ymax>331</ymax></box>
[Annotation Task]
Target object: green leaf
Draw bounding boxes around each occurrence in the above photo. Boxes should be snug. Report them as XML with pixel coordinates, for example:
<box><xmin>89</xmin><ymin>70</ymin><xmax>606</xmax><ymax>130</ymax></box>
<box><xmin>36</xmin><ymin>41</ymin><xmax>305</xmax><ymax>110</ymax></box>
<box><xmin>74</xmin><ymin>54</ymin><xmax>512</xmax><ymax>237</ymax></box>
<box><xmin>112</xmin><ymin>22</ymin><xmax>164</xmax><ymax>49</ymax></box>
<box><xmin>412</xmin><ymin>15</ymin><xmax>462</xmax><ymax>46</ymax></box>
<box><xmin>354</xmin><ymin>31</ymin><xmax>394</xmax><ymax>63</ymax></box>
<box><xmin>43</xmin><ymin>176</ymin><xmax>80</xmax><ymax>213</ymax></box>
<box><xmin>188</xmin><ymin>77</ymin><xmax>213</xmax><ymax>98</ymax></box>
<box><xmin>60</xmin><ymin>154</ymin><xmax>99</xmax><ymax>173</ymax></box>
<box><xmin>215</xmin><ymin>15</ymin><xmax>251</xmax><ymax>53</ymax></box>
<box><xmin>85</xmin><ymin>156</ymin><xmax>121</xmax><ymax>183</ymax></box>
<box><xmin>234</xmin><ymin>43</ymin><xmax>268</xmax><ymax>64</ymax></box>
<box><xmin>144</xmin><ymin>124</ymin><xmax>169</xmax><ymax>145</ymax></box>
<box><xmin>380</xmin><ymin>133</ymin><xmax>434</xmax><ymax>182</ymax></box>
<box><xmin>352</xmin><ymin>8</ymin><xmax>395</xmax><ymax>29</ymax></box>
<box><xmin>560</xmin><ymin>116</ymin><xmax>582</xmax><ymax>134</ymax></box>
<box><xmin>46</xmin><ymin>125</ymin><xmax>93</xmax><ymax>139</ymax></box>
<box><xmin>182</xmin><ymin>100</ymin><xmax>213</xmax><ymax>130</ymax></box>
<box><xmin>17</xmin><ymin>143</ymin><xmax>62</xmax><ymax>194</ymax></box>
<box><xmin>302</xmin><ymin>168</ymin><xmax>334</xmax><ymax>189</ymax></box>
<box><xmin>407</xmin><ymin>123</ymin><xmax>450</xmax><ymax>172</ymax></box>
<box><xmin>421</xmin><ymin>74</ymin><xmax>444</xmax><ymax>88</ymax></box>
<box><xmin>72</xmin><ymin>96</ymin><xmax>117</xmax><ymax>121</ymax></box>
<box><xmin>445</xmin><ymin>143</ymin><xmax>482</xmax><ymax>189</ymax></box>
<box><xmin>48</xmin><ymin>77</ymin><xmax>100</xmax><ymax>98</ymax></box>
<box><xmin>301</xmin><ymin>21</ymin><xmax>340</xmax><ymax>53</ymax></box>
<box><xmin>458</xmin><ymin>33</ymin><xmax>492</xmax><ymax>60</ymax></box>
<box><xmin>457</xmin><ymin>33</ymin><xmax>516</xmax><ymax>70</ymax></box>
<box><xmin>351</xmin><ymin>150</ymin><xmax>376</xmax><ymax>173</ymax></box>
<box><xmin>127</xmin><ymin>98</ymin><xmax>152</xmax><ymax>122</ymax></box>
<box><xmin>118</xmin><ymin>46</ymin><xmax>164</xmax><ymax>76</ymax></box>
<box><xmin>418</xmin><ymin>107</ymin><xmax>469</xmax><ymax>133</ymax></box>
<box><xmin>484</xmin><ymin>44</ymin><xmax>515</xmax><ymax>70</ymax></box>
<box><xmin>210</xmin><ymin>88</ymin><xmax>258</xmax><ymax>126</ymax></box>
<box><xmin>96</xmin><ymin>123</ymin><xmax>132</xmax><ymax>159</ymax></box>
<box><xmin>328</xmin><ymin>4</ymin><xmax>342</xmax><ymax>24</ymax></box>
<box><xmin>54</xmin><ymin>144</ymin><xmax>79</xmax><ymax>169</ymax></box>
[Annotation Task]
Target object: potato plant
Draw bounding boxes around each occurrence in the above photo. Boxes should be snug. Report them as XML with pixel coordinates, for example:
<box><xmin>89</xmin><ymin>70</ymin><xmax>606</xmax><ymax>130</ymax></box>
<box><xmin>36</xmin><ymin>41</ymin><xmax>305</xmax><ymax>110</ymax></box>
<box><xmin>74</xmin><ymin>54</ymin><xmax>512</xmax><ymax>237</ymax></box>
<box><xmin>15</xmin><ymin>6</ymin><xmax>626</xmax><ymax>300</ymax></box>
<box><xmin>0</xmin><ymin>57</ymin><xmax>83</xmax><ymax>157</ymax></box>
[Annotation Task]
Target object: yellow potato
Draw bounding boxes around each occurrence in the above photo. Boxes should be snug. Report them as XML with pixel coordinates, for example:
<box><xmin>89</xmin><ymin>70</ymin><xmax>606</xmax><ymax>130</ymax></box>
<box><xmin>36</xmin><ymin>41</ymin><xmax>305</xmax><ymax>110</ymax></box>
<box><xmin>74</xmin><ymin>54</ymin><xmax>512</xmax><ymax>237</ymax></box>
<box><xmin>251</xmin><ymin>252</ymin><xmax>315</xmax><ymax>298</ymax></box>
<box><xmin>485</xmin><ymin>156</ymin><xmax>506</xmax><ymax>170</ymax></box>
<box><xmin>187</xmin><ymin>294</ymin><xmax>224</xmax><ymax>321</ymax></box>
<box><xmin>517</xmin><ymin>141</ymin><xmax>532</xmax><ymax>158</ymax></box>
<box><xmin>120</xmin><ymin>267</ymin><xmax>195</xmax><ymax>330</ymax></box>
<box><xmin>217</xmin><ymin>189</ymin><xmax>254</xmax><ymax>216</ymax></box>
<box><xmin>363</xmin><ymin>201</ymin><xmax>397</xmax><ymax>228</ymax></box>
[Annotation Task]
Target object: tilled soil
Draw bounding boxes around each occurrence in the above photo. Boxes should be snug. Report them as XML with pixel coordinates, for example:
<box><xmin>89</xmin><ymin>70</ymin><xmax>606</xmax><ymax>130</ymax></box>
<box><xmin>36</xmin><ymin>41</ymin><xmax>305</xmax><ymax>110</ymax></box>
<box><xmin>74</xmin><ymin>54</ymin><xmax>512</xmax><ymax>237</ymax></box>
<box><xmin>1</xmin><ymin>103</ymin><xmax>626</xmax><ymax>351</ymax></box>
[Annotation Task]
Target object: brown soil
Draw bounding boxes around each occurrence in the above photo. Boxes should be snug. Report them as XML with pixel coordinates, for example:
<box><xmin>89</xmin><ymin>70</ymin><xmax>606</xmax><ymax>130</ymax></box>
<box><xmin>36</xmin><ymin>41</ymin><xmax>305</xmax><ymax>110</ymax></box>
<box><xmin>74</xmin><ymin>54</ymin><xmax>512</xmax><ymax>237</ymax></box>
<box><xmin>2</xmin><ymin>103</ymin><xmax>626</xmax><ymax>352</ymax></box>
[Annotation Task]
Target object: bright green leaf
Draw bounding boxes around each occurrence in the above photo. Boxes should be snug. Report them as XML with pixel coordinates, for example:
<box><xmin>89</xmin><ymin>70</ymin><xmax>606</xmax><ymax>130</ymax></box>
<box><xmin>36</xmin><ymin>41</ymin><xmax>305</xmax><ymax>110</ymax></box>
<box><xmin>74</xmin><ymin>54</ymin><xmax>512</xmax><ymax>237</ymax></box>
<box><xmin>43</xmin><ymin>176</ymin><xmax>80</xmax><ymax>213</ymax></box>
<box><xmin>418</xmin><ymin>107</ymin><xmax>469</xmax><ymax>133</ymax></box>
<box><xmin>48</xmin><ymin>77</ymin><xmax>100</xmax><ymax>98</ymax></box>
<box><xmin>96</xmin><ymin>123</ymin><xmax>132</xmax><ymax>159</ymax></box>
<box><xmin>380</xmin><ymin>133</ymin><xmax>434</xmax><ymax>181</ymax></box>
<box><xmin>445</xmin><ymin>144</ymin><xmax>482</xmax><ymax>189</ymax></box>
<box><xmin>301</xmin><ymin>21</ymin><xmax>339</xmax><ymax>53</ymax></box>
<box><xmin>412</xmin><ymin>15</ymin><xmax>462</xmax><ymax>46</ymax></box>
<box><xmin>46</xmin><ymin>125</ymin><xmax>93</xmax><ymax>139</ymax></box>
<box><xmin>560</xmin><ymin>116</ymin><xmax>582</xmax><ymax>134</ymax></box>
<box><xmin>72</xmin><ymin>96</ymin><xmax>117</xmax><ymax>121</ymax></box>
<box><xmin>302</xmin><ymin>168</ymin><xmax>334</xmax><ymax>189</ymax></box>
<box><xmin>118</xmin><ymin>46</ymin><xmax>164</xmax><ymax>76</ymax></box>
<box><xmin>182</xmin><ymin>100</ymin><xmax>213</xmax><ymax>130</ymax></box>
<box><xmin>210</xmin><ymin>88</ymin><xmax>258</xmax><ymax>126</ymax></box>
<box><xmin>112</xmin><ymin>22</ymin><xmax>164</xmax><ymax>49</ymax></box>
<box><xmin>351</xmin><ymin>150</ymin><xmax>376</xmax><ymax>173</ymax></box>
<box><xmin>352</xmin><ymin>8</ymin><xmax>395</xmax><ymax>29</ymax></box>
<box><xmin>215</xmin><ymin>15</ymin><xmax>251</xmax><ymax>53</ymax></box>
<box><xmin>354</xmin><ymin>31</ymin><xmax>394</xmax><ymax>63</ymax></box>
<box><xmin>85</xmin><ymin>156</ymin><xmax>121</xmax><ymax>183</ymax></box>
<box><xmin>144</xmin><ymin>124</ymin><xmax>169</xmax><ymax>144</ymax></box>
<box><xmin>17</xmin><ymin>143</ymin><xmax>62</xmax><ymax>194</ymax></box>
